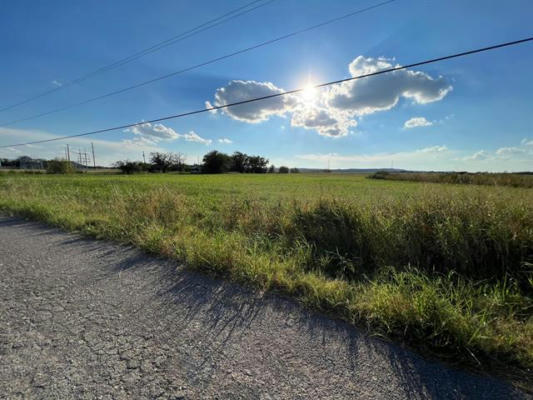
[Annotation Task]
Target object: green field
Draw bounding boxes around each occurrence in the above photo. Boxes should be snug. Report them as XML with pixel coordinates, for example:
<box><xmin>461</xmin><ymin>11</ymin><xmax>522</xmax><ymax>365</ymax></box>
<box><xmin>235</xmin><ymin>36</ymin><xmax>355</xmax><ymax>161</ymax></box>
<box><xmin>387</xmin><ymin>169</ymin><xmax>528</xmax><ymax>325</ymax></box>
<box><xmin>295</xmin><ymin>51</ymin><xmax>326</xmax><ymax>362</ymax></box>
<box><xmin>1</xmin><ymin>173</ymin><xmax>531</xmax><ymax>378</ymax></box>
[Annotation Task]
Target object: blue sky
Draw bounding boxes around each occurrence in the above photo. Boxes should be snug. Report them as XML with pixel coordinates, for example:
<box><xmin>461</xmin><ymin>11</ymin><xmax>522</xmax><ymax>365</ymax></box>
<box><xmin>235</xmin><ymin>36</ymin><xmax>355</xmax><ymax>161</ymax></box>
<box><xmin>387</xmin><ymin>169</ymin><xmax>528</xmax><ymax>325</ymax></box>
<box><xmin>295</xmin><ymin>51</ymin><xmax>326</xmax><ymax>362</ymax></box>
<box><xmin>0</xmin><ymin>0</ymin><xmax>532</xmax><ymax>170</ymax></box>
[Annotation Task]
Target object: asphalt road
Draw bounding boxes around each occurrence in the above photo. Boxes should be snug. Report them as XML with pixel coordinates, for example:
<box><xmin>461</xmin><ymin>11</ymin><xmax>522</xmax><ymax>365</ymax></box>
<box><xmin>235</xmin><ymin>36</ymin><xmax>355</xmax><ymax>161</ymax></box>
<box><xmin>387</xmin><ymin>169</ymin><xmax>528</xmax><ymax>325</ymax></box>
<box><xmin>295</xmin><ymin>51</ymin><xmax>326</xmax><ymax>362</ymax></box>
<box><xmin>0</xmin><ymin>216</ymin><xmax>529</xmax><ymax>399</ymax></box>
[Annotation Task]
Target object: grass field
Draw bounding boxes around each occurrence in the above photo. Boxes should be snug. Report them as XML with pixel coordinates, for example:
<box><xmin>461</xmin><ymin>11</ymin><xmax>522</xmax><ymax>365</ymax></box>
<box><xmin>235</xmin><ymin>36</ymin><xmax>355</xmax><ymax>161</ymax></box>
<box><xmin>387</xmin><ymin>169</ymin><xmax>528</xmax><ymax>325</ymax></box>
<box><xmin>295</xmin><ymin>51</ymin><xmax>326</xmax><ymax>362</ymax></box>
<box><xmin>369</xmin><ymin>171</ymin><xmax>533</xmax><ymax>188</ymax></box>
<box><xmin>0</xmin><ymin>173</ymin><xmax>531</xmax><ymax>379</ymax></box>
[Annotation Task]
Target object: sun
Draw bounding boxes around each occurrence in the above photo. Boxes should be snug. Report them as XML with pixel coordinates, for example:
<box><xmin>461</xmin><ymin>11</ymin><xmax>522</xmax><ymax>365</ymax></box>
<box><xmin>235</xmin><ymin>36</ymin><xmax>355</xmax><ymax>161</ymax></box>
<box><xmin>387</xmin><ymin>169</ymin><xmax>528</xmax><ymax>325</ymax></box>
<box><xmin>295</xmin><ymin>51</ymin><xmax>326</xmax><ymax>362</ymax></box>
<box><xmin>301</xmin><ymin>82</ymin><xmax>318</xmax><ymax>105</ymax></box>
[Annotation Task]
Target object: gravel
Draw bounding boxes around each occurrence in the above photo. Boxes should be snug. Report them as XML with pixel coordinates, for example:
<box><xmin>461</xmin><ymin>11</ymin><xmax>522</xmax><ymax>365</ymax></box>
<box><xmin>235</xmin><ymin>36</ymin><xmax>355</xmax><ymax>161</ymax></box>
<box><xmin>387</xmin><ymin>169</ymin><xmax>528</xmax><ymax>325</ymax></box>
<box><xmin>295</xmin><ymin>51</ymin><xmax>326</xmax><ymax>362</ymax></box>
<box><xmin>0</xmin><ymin>216</ymin><xmax>529</xmax><ymax>399</ymax></box>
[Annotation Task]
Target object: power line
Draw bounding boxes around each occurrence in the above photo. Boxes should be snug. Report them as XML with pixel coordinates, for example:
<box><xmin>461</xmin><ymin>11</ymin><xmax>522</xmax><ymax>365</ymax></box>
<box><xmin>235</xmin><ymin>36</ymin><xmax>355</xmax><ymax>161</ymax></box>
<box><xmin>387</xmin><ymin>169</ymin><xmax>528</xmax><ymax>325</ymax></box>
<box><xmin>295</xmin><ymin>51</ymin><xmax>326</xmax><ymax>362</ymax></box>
<box><xmin>1</xmin><ymin>36</ymin><xmax>531</xmax><ymax>149</ymax></box>
<box><xmin>0</xmin><ymin>0</ymin><xmax>274</xmax><ymax>114</ymax></box>
<box><xmin>0</xmin><ymin>0</ymin><xmax>397</xmax><ymax>127</ymax></box>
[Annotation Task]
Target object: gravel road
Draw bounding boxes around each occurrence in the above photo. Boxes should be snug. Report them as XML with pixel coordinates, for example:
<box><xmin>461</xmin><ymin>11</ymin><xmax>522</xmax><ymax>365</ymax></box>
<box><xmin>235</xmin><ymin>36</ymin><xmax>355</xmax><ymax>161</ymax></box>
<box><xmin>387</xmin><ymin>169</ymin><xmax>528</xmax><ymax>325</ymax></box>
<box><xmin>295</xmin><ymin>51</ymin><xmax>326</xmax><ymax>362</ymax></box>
<box><xmin>0</xmin><ymin>216</ymin><xmax>529</xmax><ymax>399</ymax></box>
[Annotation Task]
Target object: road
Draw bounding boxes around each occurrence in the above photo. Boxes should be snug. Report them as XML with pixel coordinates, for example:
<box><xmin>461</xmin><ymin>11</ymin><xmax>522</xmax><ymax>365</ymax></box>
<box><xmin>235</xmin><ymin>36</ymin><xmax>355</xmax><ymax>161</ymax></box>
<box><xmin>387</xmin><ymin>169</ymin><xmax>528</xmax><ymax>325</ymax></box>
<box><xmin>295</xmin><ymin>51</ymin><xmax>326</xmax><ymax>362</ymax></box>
<box><xmin>0</xmin><ymin>217</ymin><xmax>528</xmax><ymax>399</ymax></box>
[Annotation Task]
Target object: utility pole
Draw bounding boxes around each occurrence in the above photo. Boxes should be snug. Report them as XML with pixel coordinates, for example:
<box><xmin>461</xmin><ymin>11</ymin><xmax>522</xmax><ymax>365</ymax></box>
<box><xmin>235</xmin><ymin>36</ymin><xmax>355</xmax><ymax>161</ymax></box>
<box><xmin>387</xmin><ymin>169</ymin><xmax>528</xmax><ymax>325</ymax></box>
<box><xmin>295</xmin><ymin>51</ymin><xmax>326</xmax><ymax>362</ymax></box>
<box><xmin>91</xmin><ymin>142</ymin><xmax>96</xmax><ymax>168</ymax></box>
<box><xmin>66</xmin><ymin>144</ymin><xmax>70</xmax><ymax>162</ymax></box>
<box><xmin>142</xmin><ymin>151</ymin><xmax>146</xmax><ymax>164</ymax></box>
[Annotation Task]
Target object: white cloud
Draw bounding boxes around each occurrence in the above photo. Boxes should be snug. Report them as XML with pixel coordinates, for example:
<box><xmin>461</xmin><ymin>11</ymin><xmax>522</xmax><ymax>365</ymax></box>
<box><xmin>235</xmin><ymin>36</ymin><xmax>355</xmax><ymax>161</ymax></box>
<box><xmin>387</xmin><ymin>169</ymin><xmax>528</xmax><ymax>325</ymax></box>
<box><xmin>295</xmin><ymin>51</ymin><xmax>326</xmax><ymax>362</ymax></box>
<box><xmin>205</xmin><ymin>100</ymin><xmax>218</xmax><ymax>115</ymax></box>
<box><xmin>404</xmin><ymin>117</ymin><xmax>432</xmax><ymax>129</ymax></box>
<box><xmin>0</xmin><ymin>126</ymin><xmax>213</xmax><ymax>166</ymax></box>
<box><xmin>290</xmin><ymin>104</ymin><xmax>356</xmax><ymax>137</ymax></box>
<box><xmin>326</xmin><ymin>56</ymin><xmax>452</xmax><ymax>116</ymax></box>
<box><xmin>495</xmin><ymin>147</ymin><xmax>526</xmax><ymax>159</ymax></box>
<box><xmin>297</xmin><ymin>145</ymin><xmax>450</xmax><ymax>164</ymax></box>
<box><xmin>182</xmin><ymin>131</ymin><xmax>212</xmax><ymax>145</ymax></box>
<box><xmin>124</xmin><ymin>122</ymin><xmax>211</xmax><ymax>145</ymax></box>
<box><xmin>127</xmin><ymin>122</ymin><xmax>180</xmax><ymax>141</ymax></box>
<box><xmin>51</xmin><ymin>80</ymin><xmax>63</xmax><ymax>87</ymax></box>
<box><xmin>218</xmin><ymin>138</ymin><xmax>233</xmax><ymax>144</ymax></box>
<box><xmin>206</xmin><ymin>56</ymin><xmax>451</xmax><ymax>137</ymax></box>
<box><xmin>209</xmin><ymin>80</ymin><xmax>297</xmax><ymax>123</ymax></box>
<box><xmin>0</xmin><ymin>126</ymin><xmax>165</xmax><ymax>166</ymax></box>
<box><xmin>458</xmin><ymin>140</ymin><xmax>533</xmax><ymax>164</ymax></box>
<box><xmin>417</xmin><ymin>145</ymin><xmax>448</xmax><ymax>153</ymax></box>
<box><xmin>462</xmin><ymin>150</ymin><xmax>489</xmax><ymax>161</ymax></box>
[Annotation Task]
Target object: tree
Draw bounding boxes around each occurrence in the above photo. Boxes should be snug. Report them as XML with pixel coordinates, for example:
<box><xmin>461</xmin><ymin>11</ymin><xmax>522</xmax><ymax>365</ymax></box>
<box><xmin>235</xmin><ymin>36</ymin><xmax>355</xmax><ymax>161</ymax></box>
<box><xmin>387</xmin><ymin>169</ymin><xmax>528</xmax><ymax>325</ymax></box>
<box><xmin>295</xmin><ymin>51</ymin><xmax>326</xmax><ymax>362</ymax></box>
<box><xmin>202</xmin><ymin>151</ymin><xmax>231</xmax><ymax>173</ymax></box>
<box><xmin>268</xmin><ymin>164</ymin><xmax>275</xmax><ymax>173</ymax></box>
<box><xmin>247</xmin><ymin>155</ymin><xmax>268</xmax><ymax>173</ymax></box>
<box><xmin>279</xmin><ymin>166</ymin><xmax>289</xmax><ymax>174</ymax></box>
<box><xmin>230</xmin><ymin>152</ymin><xmax>248</xmax><ymax>173</ymax></box>
<box><xmin>150</xmin><ymin>152</ymin><xmax>184</xmax><ymax>173</ymax></box>
<box><xmin>168</xmin><ymin>152</ymin><xmax>185</xmax><ymax>172</ymax></box>
<box><xmin>290</xmin><ymin>167</ymin><xmax>300</xmax><ymax>173</ymax></box>
<box><xmin>114</xmin><ymin>160</ymin><xmax>147</xmax><ymax>174</ymax></box>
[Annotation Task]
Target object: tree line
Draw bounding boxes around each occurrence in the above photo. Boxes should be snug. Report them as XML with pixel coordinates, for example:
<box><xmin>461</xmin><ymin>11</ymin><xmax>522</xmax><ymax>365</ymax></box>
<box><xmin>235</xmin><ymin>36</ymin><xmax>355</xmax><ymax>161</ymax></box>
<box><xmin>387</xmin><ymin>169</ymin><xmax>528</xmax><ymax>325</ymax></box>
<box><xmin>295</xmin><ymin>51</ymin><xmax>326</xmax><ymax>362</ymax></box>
<box><xmin>1</xmin><ymin>152</ymin><xmax>300</xmax><ymax>175</ymax></box>
<box><xmin>115</xmin><ymin>151</ymin><xmax>299</xmax><ymax>174</ymax></box>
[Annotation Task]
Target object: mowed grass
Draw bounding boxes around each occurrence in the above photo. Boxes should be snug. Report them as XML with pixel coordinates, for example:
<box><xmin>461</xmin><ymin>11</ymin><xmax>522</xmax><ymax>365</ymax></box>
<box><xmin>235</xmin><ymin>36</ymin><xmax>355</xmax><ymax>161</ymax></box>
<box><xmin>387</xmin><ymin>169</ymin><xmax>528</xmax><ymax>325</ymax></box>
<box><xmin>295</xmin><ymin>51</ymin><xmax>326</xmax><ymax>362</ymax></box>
<box><xmin>0</xmin><ymin>173</ymin><xmax>531</xmax><ymax>377</ymax></box>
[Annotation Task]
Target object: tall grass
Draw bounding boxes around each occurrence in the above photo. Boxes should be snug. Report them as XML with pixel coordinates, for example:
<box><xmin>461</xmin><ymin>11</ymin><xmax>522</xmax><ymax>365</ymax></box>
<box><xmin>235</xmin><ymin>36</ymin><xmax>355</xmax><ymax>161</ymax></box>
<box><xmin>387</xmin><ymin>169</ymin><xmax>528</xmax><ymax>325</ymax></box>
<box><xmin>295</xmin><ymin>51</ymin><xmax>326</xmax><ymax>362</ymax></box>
<box><xmin>0</xmin><ymin>174</ymin><xmax>531</xmax><ymax>375</ymax></box>
<box><xmin>369</xmin><ymin>171</ymin><xmax>533</xmax><ymax>188</ymax></box>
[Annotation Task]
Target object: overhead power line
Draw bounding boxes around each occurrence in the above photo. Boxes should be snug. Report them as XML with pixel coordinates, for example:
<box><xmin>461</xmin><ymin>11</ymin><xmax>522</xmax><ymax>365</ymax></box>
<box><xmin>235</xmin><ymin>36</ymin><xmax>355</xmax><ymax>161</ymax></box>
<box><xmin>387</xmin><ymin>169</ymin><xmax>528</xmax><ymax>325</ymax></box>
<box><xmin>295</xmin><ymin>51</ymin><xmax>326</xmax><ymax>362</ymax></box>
<box><xmin>0</xmin><ymin>0</ymin><xmax>397</xmax><ymax>127</ymax></box>
<box><xmin>0</xmin><ymin>0</ymin><xmax>275</xmax><ymax>113</ymax></box>
<box><xmin>2</xmin><ymin>36</ymin><xmax>531</xmax><ymax>149</ymax></box>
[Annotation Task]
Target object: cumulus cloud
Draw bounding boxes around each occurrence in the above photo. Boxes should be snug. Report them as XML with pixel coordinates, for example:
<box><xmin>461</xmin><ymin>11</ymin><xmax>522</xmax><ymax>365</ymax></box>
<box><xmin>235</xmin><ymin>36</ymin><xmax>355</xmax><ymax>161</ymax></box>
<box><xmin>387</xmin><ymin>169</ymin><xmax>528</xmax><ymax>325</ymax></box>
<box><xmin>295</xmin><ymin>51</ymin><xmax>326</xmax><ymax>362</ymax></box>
<box><xmin>218</xmin><ymin>138</ymin><xmax>233</xmax><ymax>144</ymax></box>
<box><xmin>205</xmin><ymin>100</ymin><xmax>218</xmax><ymax>115</ymax></box>
<box><xmin>404</xmin><ymin>116</ymin><xmax>432</xmax><ymax>129</ymax></box>
<box><xmin>124</xmin><ymin>122</ymin><xmax>211</xmax><ymax>145</ymax></box>
<box><xmin>521</xmin><ymin>138</ymin><xmax>533</xmax><ymax>146</ymax></box>
<box><xmin>208</xmin><ymin>80</ymin><xmax>297</xmax><ymax>123</ymax></box>
<box><xmin>206</xmin><ymin>56</ymin><xmax>451</xmax><ymax>137</ymax></box>
<box><xmin>327</xmin><ymin>57</ymin><xmax>452</xmax><ymax>116</ymax></box>
<box><xmin>182</xmin><ymin>131</ymin><xmax>212</xmax><ymax>145</ymax></box>
<box><xmin>127</xmin><ymin>122</ymin><xmax>180</xmax><ymax>141</ymax></box>
<box><xmin>290</xmin><ymin>105</ymin><xmax>356</xmax><ymax>137</ymax></box>
<box><xmin>462</xmin><ymin>150</ymin><xmax>490</xmax><ymax>161</ymax></box>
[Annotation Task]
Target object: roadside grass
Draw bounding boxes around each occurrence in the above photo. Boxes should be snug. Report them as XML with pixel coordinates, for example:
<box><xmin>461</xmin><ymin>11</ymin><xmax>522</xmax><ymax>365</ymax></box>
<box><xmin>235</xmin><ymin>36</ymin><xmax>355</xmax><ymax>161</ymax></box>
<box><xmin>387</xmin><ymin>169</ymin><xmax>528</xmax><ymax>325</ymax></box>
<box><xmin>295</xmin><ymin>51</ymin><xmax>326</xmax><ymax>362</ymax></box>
<box><xmin>0</xmin><ymin>173</ymin><xmax>531</xmax><ymax>378</ymax></box>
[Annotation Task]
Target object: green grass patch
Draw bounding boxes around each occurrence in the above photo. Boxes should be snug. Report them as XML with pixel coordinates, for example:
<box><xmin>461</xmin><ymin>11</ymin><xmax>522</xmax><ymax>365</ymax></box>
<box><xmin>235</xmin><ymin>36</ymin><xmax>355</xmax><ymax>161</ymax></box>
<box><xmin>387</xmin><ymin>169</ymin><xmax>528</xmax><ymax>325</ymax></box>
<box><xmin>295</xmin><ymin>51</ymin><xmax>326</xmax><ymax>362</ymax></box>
<box><xmin>368</xmin><ymin>171</ymin><xmax>533</xmax><ymax>188</ymax></box>
<box><xmin>0</xmin><ymin>173</ymin><xmax>531</xmax><ymax>378</ymax></box>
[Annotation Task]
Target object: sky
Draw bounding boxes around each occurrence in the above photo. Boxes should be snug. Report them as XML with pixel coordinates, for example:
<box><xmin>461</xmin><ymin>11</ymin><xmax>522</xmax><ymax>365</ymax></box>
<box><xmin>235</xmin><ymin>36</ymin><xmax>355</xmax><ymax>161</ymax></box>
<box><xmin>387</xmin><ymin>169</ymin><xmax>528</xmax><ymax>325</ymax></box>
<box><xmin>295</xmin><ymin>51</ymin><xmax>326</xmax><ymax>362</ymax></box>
<box><xmin>0</xmin><ymin>0</ymin><xmax>532</xmax><ymax>171</ymax></box>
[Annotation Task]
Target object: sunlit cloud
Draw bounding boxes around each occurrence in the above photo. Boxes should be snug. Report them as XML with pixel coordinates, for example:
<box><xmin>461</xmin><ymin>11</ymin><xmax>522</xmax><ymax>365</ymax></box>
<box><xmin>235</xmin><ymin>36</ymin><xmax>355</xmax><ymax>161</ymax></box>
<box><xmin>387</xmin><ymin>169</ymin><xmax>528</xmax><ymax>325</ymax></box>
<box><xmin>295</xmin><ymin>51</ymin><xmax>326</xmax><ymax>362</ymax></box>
<box><xmin>124</xmin><ymin>122</ymin><xmax>211</xmax><ymax>145</ymax></box>
<box><xmin>404</xmin><ymin>117</ymin><xmax>433</xmax><ymax>129</ymax></box>
<box><xmin>206</xmin><ymin>55</ymin><xmax>451</xmax><ymax>137</ymax></box>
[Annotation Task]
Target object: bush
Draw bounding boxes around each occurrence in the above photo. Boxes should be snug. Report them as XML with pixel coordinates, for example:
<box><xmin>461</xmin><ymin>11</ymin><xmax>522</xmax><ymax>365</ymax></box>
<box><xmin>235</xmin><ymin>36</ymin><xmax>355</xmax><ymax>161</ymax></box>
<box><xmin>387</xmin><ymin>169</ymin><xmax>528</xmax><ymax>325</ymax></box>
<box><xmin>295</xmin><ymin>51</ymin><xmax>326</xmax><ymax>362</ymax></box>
<box><xmin>114</xmin><ymin>161</ymin><xmax>148</xmax><ymax>174</ymax></box>
<box><xmin>368</xmin><ymin>171</ymin><xmax>390</xmax><ymax>180</ymax></box>
<box><xmin>279</xmin><ymin>166</ymin><xmax>289</xmax><ymax>174</ymax></box>
<box><xmin>46</xmin><ymin>160</ymin><xmax>74</xmax><ymax>174</ymax></box>
<box><xmin>367</xmin><ymin>171</ymin><xmax>533</xmax><ymax>188</ymax></box>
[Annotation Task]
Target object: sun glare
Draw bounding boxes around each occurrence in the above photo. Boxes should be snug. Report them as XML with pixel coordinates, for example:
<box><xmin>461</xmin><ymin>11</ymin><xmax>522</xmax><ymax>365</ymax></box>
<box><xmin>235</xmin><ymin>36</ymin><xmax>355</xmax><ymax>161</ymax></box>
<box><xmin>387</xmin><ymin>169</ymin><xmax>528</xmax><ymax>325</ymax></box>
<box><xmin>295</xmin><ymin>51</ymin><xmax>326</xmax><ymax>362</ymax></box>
<box><xmin>301</xmin><ymin>82</ymin><xmax>318</xmax><ymax>104</ymax></box>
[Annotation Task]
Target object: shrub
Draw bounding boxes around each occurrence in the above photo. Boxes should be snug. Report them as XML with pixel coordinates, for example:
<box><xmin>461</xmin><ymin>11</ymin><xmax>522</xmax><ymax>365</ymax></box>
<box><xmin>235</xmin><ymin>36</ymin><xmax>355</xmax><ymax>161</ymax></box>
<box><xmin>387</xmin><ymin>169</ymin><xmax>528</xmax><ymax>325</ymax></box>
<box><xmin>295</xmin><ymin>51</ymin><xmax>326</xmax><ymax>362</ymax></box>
<box><xmin>46</xmin><ymin>160</ymin><xmax>74</xmax><ymax>174</ymax></box>
<box><xmin>279</xmin><ymin>166</ymin><xmax>289</xmax><ymax>173</ymax></box>
<box><xmin>114</xmin><ymin>161</ymin><xmax>148</xmax><ymax>174</ymax></box>
<box><xmin>368</xmin><ymin>170</ymin><xmax>390</xmax><ymax>180</ymax></box>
